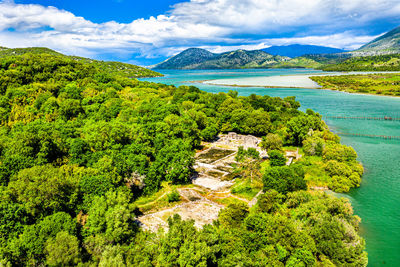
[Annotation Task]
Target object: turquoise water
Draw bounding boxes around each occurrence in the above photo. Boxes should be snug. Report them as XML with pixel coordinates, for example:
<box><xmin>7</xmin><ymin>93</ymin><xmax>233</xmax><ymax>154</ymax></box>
<box><xmin>141</xmin><ymin>69</ymin><xmax>400</xmax><ymax>266</ymax></box>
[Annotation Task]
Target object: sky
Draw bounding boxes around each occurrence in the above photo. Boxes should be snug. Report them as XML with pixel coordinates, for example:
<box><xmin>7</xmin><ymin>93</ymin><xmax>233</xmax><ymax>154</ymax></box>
<box><xmin>1</xmin><ymin>0</ymin><xmax>400</xmax><ymax>65</ymax></box>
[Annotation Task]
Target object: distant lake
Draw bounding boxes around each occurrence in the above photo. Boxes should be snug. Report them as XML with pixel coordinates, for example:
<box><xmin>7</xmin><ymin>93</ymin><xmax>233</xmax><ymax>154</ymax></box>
<box><xmin>141</xmin><ymin>69</ymin><xmax>400</xmax><ymax>266</ymax></box>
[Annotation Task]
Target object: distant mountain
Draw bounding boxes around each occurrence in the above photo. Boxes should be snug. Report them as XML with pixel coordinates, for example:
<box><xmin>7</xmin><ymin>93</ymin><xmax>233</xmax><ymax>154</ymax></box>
<box><xmin>153</xmin><ymin>48</ymin><xmax>290</xmax><ymax>69</ymax></box>
<box><xmin>354</xmin><ymin>26</ymin><xmax>400</xmax><ymax>55</ymax></box>
<box><xmin>263</xmin><ymin>44</ymin><xmax>346</xmax><ymax>58</ymax></box>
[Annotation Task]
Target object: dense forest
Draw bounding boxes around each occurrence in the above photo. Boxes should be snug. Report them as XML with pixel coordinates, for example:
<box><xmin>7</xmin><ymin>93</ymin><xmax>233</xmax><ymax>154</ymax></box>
<box><xmin>0</xmin><ymin>47</ymin><xmax>161</xmax><ymax>78</ymax></box>
<box><xmin>0</xmin><ymin>52</ymin><xmax>367</xmax><ymax>266</ymax></box>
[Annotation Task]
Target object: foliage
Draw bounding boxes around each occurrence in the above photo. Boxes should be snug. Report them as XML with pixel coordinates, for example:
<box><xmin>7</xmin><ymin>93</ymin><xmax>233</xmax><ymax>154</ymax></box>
<box><xmin>310</xmin><ymin>73</ymin><xmax>400</xmax><ymax>96</ymax></box>
<box><xmin>235</xmin><ymin>146</ymin><xmax>260</xmax><ymax>162</ymax></box>
<box><xmin>218</xmin><ymin>202</ymin><xmax>249</xmax><ymax>228</ymax></box>
<box><xmin>261</xmin><ymin>133</ymin><xmax>283</xmax><ymax>151</ymax></box>
<box><xmin>0</xmin><ymin>51</ymin><xmax>366</xmax><ymax>266</ymax></box>
<box><xmin>0</xmin><ymin>46</ymin><xmax>161</xmax><ymax>78</ymax></box>
<box><xmin>286</xmin><ymin>114</ymin><xmax>324</xmax><ymax>146</ymax></box>
<box><xmin>263</xmin><ymin>165</ymin><xmax>307</xmax><ymax>194</ymax></box>
<box><xmin>321</xmin><ymin>54</ymin><xmax>400</xmax><ymax>72</ymax></box>
<box><xmin>167</xmin><ymin>189</ymin><xmax>181</xmax><ymax>202</ymax></box>
<box><xmin>299</xmin><ymin>132</ymin><xmax>363</xmax><ymax>192</ymax></box>
<box><xmin>269</xmin><ymin>150</ymin><xmax>287</xmax><ymax>166</ymax></box>
<box><xmin>123</xmin><ymin>192</ymin><xmax>367</xmax><ymax>266</ymax></box>
<box><xmin>45</xmin><ymin>231</ymin><xmax>81</xmax><ymax>266</ymax></box>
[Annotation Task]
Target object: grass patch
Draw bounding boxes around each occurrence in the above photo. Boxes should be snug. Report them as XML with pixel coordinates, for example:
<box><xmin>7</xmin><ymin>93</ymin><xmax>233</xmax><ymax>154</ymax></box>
<box><xmin>300</xmin><ymin>156</ymin><xmax>331</xmax><ymax>188</ymax></box>
<box><xmin>134</xmin><ymin>182</ymin><xmax>184</xmax><ymax>213</ymax></box>
<box><xmin>213</xmin><ymin>197</ymin><xmax>248</xmax><ymax>206</ymax></box>
<box><xmin>231</xmin><ymin>178</ymin><xmax>262</xmax><ymax>200</ymax></box>
<box><xmin>260</xmin><ymin>160</ymin><xmax>270</xmax><ymax>174</ymax></box>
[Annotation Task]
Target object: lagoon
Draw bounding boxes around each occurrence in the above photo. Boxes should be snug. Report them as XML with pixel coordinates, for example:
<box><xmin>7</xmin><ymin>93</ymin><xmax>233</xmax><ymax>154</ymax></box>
<box><xmin>141</xmin><ymin>69</ymin><xmax>400</xmax><ymax>266</ymax></box>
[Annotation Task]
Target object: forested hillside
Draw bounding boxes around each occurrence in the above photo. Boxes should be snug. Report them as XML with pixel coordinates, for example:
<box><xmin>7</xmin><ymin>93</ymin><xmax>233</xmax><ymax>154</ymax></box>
<box><xmin>321</xmin><ymin>54</ymin><xmax>400</xmax><ymax>71</ymax></box>
<box><xmin>0</xmin><ymin>52</ymin><xmax>367</xmax><ymax>266</ymax></box>
<box><xmin>0</xmin><ymin>47</ymin><xmax>161</xmax><ymax>78</ymax></box>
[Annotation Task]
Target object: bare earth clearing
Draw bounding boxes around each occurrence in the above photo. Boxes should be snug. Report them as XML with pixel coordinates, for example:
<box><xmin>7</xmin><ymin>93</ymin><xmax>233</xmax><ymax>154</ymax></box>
<box><xmin>137</xmin><ymin>133</ymin><xmax>265</xmax><ymax>232</ymax></box>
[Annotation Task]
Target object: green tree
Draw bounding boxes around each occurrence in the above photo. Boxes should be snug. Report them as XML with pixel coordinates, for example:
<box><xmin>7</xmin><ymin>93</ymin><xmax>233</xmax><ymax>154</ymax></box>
<box><xmin>8</xmin><ymin>164</ymin><xmax>82</xmax><ymax>216</ymax></box>
<box><xmin>219</xmin><ymin>202</ymin><xmax>249</xmax><ymax>228</ymax></box>
<box><xmin>83</xmin><ymin>189</ymin><xmax>137</xmax><ymax>244</ymax></box>
<box><xmin>257</xmin><ymin>190</ymin><xmax>286</xmax><ymax>213</ymax></box>
<box><xmin>45</xmin><ymin>231</ymin><xmax>81</xmax><ymax>266</ymax></box>
<box><xmin>261</xmin><ymin>133</ymin><xmax>283</xmax><ymax>151</ymax></box>
<box><xmin>263</xmin><ymin>165</ymin><xmax>307</xmax><ymax>194</ymax></box>
<box><xmin>269</xmin><ymin>150</ymin><xmax>286</xmax><ymax>167</ymax></box>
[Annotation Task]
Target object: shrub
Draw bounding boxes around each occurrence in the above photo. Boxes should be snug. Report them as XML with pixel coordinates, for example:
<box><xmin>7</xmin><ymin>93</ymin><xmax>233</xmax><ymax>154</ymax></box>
<box><xmin>167</xmin><ymin>189</ymin><xmax>180</xmax><ymax>203</ymax></box>
<box><xmin>263</xmin><ymin>165</ymin><xmax>307</xmax><ymax>194</ymax></box>
<box><xmin>261</xmin><ymin>133</ymin><xmax>283</xmax><ymax>151</ymax></box>
<box><xmin>269</xmin><ymin>150</ymin><xmax>286</xmax><ymax>167</ymax></box>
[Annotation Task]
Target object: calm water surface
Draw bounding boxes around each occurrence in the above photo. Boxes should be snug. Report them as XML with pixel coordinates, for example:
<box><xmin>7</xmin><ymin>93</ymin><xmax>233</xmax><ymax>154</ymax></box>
<box><xmin>142</xmin><ymin>69</ymin><xmax>400</xmax><ymax>266</ymax></box>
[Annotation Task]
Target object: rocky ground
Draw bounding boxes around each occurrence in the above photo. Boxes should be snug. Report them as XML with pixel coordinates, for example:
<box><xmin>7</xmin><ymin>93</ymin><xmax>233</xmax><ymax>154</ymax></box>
<box><xmin>137</xmin><ymin>138</ymin><xmax>263</xmax><ymax>232</ymax></box>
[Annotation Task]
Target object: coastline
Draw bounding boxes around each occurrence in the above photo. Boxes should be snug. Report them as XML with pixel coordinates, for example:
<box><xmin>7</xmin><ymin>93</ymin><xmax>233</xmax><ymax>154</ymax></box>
<box><xmin>191</xmin><ymin>72</ymin><xmax>400</xmax><ymax>98</ymax></box>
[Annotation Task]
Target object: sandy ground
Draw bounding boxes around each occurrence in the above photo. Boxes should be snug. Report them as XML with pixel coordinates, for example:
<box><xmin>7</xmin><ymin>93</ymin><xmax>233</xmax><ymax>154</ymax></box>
<box><xmin>203</xmin><ymin>75</ymin><xmax>321</xmax><ymax>88</ymax></box>
<box><xmin>193</xmin><ymin>176</ymin><xmax>234</xmax><ymax>191</ymax></box>
<box><xmin>201</xmin><ymin>71</ymin><xmax>400</xmax><ymax>89</ymax></box>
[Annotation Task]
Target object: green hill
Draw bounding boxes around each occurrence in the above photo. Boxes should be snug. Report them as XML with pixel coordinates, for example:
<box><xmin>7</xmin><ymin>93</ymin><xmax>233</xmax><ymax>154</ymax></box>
<box><xmin>0</xmin><ymin>47</ymin><xmax>161</xmax><ymax>78</ymax></box>
<box><xmin>153</xmin><ymin>48</ymin><xmax>290</xmax><ymax>69</ymax></box>
<box><xmin>321</xmin><ymin>54</ymin><xmax>400</xmax><ymax>71</ymax></box>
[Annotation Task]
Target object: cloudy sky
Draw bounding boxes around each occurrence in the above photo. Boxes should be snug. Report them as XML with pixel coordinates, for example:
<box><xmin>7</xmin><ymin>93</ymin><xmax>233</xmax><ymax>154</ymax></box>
<box><xmin>1</xmin><ymin>0</ymin><xmax>400</xmax><ymax>65</ymax></box>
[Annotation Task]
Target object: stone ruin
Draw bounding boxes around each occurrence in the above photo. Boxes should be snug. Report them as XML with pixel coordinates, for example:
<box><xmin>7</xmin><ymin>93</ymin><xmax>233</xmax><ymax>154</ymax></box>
<box><xmin>220</xmin><ymin>132</ymin><xmax>261</xmax><ymax>149</ymax></box>
<box><xmin>217</xmin><ymin>132</ymin><xmax>268</xmax><ymax>158</ymax></box>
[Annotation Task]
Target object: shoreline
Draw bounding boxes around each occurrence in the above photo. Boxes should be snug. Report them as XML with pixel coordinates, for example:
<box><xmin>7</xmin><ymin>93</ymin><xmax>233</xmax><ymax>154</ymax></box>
<box><xmin>191</xmin><ymin>72</ymin><xmax>400</xmax><ymax>98</ymax></box>
<box><xmin>187</xmin><ymin>80</ymin><xmax>317</xmax><ymax>89</ymax></box>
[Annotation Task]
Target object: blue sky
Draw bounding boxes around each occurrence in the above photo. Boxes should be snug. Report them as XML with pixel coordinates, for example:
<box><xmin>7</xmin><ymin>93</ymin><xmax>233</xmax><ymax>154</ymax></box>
<box><xmin>14</xmin><ymin>0</ymin><xmax>187</xmax><ymax>23</ymax></box>
<box><xmin>1</xmin><ymin>0</ymin><xmax>400</xmax><ymax>65</ymax></box>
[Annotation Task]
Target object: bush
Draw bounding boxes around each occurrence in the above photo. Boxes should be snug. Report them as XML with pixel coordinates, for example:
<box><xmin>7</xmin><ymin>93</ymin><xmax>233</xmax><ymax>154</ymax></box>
<box><xmin>323</xmin><ymin>144</ymin><xmax>357</xmax><ymax>162</ymax></box>
<box><xmin>263</xmin><ymin>165</ymin><xmax>307</xmax><ymax>194</ymax></box>
<box><xmin>303</xmin><ymin>136</ymin><xmax>325</xmax><ymax>156</ymax></box>
<box><xmin>235</xmin><ymin>146</ymin><xmax>260</xmax><ymax>162</ymax></box>
<box><xmin>218</xmin><ymin>202</ymin><xmax>249</xmax><ymax>227</ymax></box>
<box><xmin>167</xmin><ymin>189</ymin><xmax>180</xmax><ymax>203</ymax></box>
<box><xmin>261</xmin><ymin>133</ymin><xmax>283</xmax><ymax>151</ymax></box>
<box><xmin>269</xmin><ymin>150</ymin><xmax>286</xmax><ymax>167</ymax></box>
<box><xmin>257</xmin><ymin>190</ymin><xmax>286</xmax><ymax>213</ymax></box>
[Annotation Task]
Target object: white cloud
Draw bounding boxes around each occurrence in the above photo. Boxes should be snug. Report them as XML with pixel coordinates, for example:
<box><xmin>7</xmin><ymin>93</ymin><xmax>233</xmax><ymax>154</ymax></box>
<box><xmin>0</xmin><ymin>0</ymin><xmax>398</xmax><ymax>63</ymax></box>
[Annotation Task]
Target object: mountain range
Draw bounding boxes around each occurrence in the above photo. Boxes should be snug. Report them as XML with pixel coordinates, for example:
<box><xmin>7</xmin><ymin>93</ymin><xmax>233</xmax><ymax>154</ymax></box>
<box><xmin>153</xmin><ymin>25</ymin><xmax>400</xmax><ymax>70</ymax></box>
<box><xmin>262</xmin><ymin>44</ymin><xmax>346</xmax><ymax>58</ymax></box>
<box><xmin>153</xmin><ymin>48</ymin><xmax>290</xmax><ymax>70</ymax></box>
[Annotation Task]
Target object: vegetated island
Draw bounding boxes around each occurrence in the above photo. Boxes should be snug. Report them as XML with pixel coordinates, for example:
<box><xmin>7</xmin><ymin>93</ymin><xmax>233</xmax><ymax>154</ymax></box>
<box><xmin>310</xmin><ymin>73</ymin><xmax>400</xmax><ymax>96</ymax></box>
<box><xmin>0</xmin><ymin>49</ymin><xmax>367</xmax><ymax>266</ymax></box>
